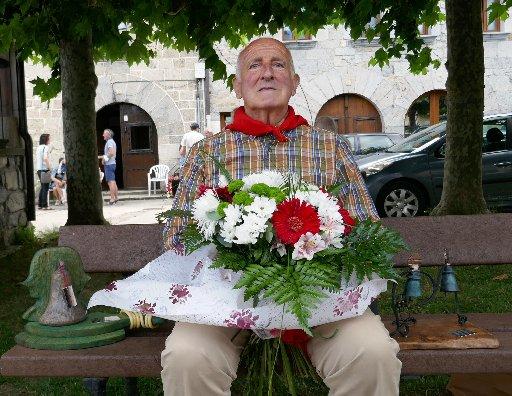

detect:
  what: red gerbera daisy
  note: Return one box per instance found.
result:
[339,208,356,235]
[272,198,320,245]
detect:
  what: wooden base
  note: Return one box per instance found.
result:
[388,317,500,350]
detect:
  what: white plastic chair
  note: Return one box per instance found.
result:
[147,165,170,196]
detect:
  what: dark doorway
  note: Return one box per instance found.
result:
[96,103,158,189]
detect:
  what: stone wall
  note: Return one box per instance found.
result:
[0,155,27,247]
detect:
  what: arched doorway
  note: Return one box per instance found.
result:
[315,94,382,134]
[404,90,447,135]
[96,103,158,189]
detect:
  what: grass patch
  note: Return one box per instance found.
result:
[1,233,511,395]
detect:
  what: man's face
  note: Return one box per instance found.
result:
[102,130,109,140]
[234,38,299,115]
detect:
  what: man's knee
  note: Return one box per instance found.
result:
[162,336,211,374]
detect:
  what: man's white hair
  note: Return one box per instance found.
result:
[235,38,296,78]
[104,129,114,138]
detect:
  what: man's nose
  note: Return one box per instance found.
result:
[261,63,274,80]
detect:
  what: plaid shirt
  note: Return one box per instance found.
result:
[164,126,379,251]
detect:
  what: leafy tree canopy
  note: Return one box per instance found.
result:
[0,0,444,102]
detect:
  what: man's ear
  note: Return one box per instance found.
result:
[291,74,300,96]
[233,76,242,99]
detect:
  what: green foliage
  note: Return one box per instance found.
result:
[233,191,254,205]
[181,223,208,255]
[339,220,407,282]
[13,225,38,246]
[488,0,512,23]
[0,0,453,102]
[155,208,192,224]
[228,179,244,193]
[250,183,287,203]
[217,201,229,217]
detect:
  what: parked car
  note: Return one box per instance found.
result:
[357,114,512,217]
[342,133,402,156]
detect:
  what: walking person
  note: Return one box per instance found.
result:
[35,133,52,210]
[178,122,204,167]
[98,128,119,204]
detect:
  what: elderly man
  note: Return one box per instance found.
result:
[160,37,401,395]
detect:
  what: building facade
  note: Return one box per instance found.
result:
[24,3,512,189]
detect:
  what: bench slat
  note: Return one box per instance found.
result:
[382,213,512,267]
[2,313,512,377]
[58,214,512,272]
[58,224,165,272]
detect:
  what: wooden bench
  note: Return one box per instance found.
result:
[2,214,512,395]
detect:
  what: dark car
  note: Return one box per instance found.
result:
[342,133,402,156]
[357,114,512,217]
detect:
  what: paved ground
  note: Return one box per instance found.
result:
[32,197,172,235]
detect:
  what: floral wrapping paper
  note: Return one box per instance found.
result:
[88,244,389,338]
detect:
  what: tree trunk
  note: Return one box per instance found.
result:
[60,31,106,224]
[430,0,487,216]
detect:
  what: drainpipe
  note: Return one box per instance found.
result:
[194,62,206,129]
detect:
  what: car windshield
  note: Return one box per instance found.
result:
[386,122,446,153]
[359,135,394,155]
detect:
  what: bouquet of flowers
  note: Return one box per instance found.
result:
[179,169,406,334]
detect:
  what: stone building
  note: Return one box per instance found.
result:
[24,2,512,190]
[1,47,34,248]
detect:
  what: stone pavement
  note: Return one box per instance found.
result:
[32,197,172,235]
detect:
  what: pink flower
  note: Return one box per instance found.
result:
[134,299,156,314]
[333,287,362,317]
[224,309,259,329]
[292,232,326,261]
[169,284,191,304]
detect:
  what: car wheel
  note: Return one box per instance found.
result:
[377,181,427,217]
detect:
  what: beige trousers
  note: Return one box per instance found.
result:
[161,310,402,395]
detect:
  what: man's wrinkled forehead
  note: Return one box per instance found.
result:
[239,38,293,68]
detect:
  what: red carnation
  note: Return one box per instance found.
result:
[339,208,356,235]
[196,184,211,198]
[215,186,233,203]
[272,198,320,245]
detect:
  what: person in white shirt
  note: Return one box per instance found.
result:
[179,123,204,166]
[98,129,118,204]
[35,133,52,210]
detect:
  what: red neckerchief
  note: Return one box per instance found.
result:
[226,106,309,142]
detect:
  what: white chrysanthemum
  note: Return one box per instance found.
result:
[192,190,220,240]
[292,232,327,261]
[244,196,277,220]
[242,170,285,190]
[219,204,243,243]
[232,221,260,245]
[218,174,229,188]
[242,212,268,237]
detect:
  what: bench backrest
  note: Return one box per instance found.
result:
[58,213,512,272]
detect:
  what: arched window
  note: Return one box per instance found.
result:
[404,90,447,135]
